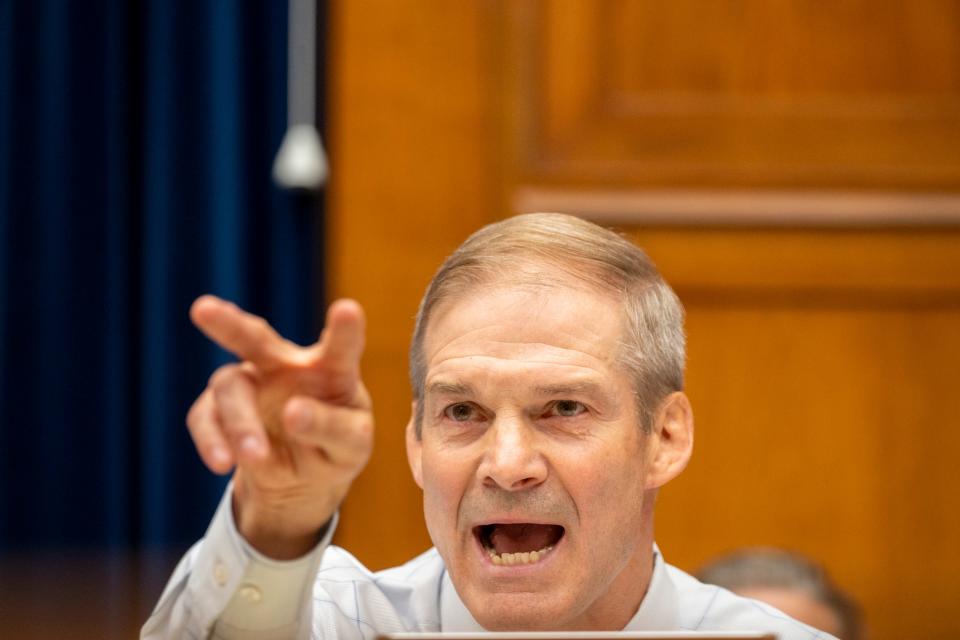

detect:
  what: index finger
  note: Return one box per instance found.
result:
[190,295,299,369]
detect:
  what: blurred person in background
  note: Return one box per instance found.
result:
[697,547,863,640]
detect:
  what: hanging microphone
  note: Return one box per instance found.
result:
[273,0,328,190]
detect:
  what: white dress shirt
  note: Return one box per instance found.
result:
[142,487,835,639]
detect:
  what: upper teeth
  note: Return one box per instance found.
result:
[488,546,553,566]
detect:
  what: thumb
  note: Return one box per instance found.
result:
[316,299,366,378]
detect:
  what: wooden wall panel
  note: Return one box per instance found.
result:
[326,2,502,569]
[328,2,960,638]
[508,0,960,191]
[629,228,960,639]
[671,305,960,640]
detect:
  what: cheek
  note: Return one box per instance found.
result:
[566,447,648,520]
[420,452,471,532]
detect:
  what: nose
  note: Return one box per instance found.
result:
[477,413,548,491]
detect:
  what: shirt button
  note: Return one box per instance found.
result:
[238,584,262,603]
[213,561,228,587]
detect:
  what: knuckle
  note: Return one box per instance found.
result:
[221,411,261,440]
[209,363,245,394]
[251,316,272,342]
[186,403,201,429]
[186,392,212,430]
[201,441,222,459]
[288,397,321,431]
[353,414,374,441]
[208,366,231,389]
[219,417,249,440]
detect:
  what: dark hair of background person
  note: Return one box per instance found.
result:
[697,548,863,640]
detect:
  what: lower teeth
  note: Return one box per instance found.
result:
[489,546,553,566]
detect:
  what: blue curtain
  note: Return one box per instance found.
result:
[0,1,322,549]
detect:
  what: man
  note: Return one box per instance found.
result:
[697,548,862,639]
[143,213,834,638]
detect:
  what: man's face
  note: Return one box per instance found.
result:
[407,279,661,630]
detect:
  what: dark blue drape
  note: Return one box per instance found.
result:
[0,1,322,549]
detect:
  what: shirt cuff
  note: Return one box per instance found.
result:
[185,482,338,637]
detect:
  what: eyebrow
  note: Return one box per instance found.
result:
[425,381,476,397]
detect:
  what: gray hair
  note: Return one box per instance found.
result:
[409,212,685,435]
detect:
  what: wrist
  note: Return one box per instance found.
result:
[231,484,335,560]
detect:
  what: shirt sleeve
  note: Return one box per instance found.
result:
[141,483,337,640]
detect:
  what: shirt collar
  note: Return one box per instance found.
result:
[439,544,678,631]
[623,544,679,630]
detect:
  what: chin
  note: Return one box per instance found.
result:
[470,593,572,631]
[476,611,557,631]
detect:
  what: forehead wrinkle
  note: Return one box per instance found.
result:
[479,337,615,356]
[429,340,617,371]
[424,300,624,365]
[428,355,608,383]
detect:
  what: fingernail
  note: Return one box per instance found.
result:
[240,436,266,459]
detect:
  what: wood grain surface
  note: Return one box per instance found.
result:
[327,3,960,638]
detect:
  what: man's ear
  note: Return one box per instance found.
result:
[406,402,424,489]
[645,391,694,490]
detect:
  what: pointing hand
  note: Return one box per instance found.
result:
[186,295,373,559]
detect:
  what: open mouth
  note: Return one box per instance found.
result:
[474,523,565,566]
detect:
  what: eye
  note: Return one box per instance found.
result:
[548,400,586,418]
[443,402,480,422]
